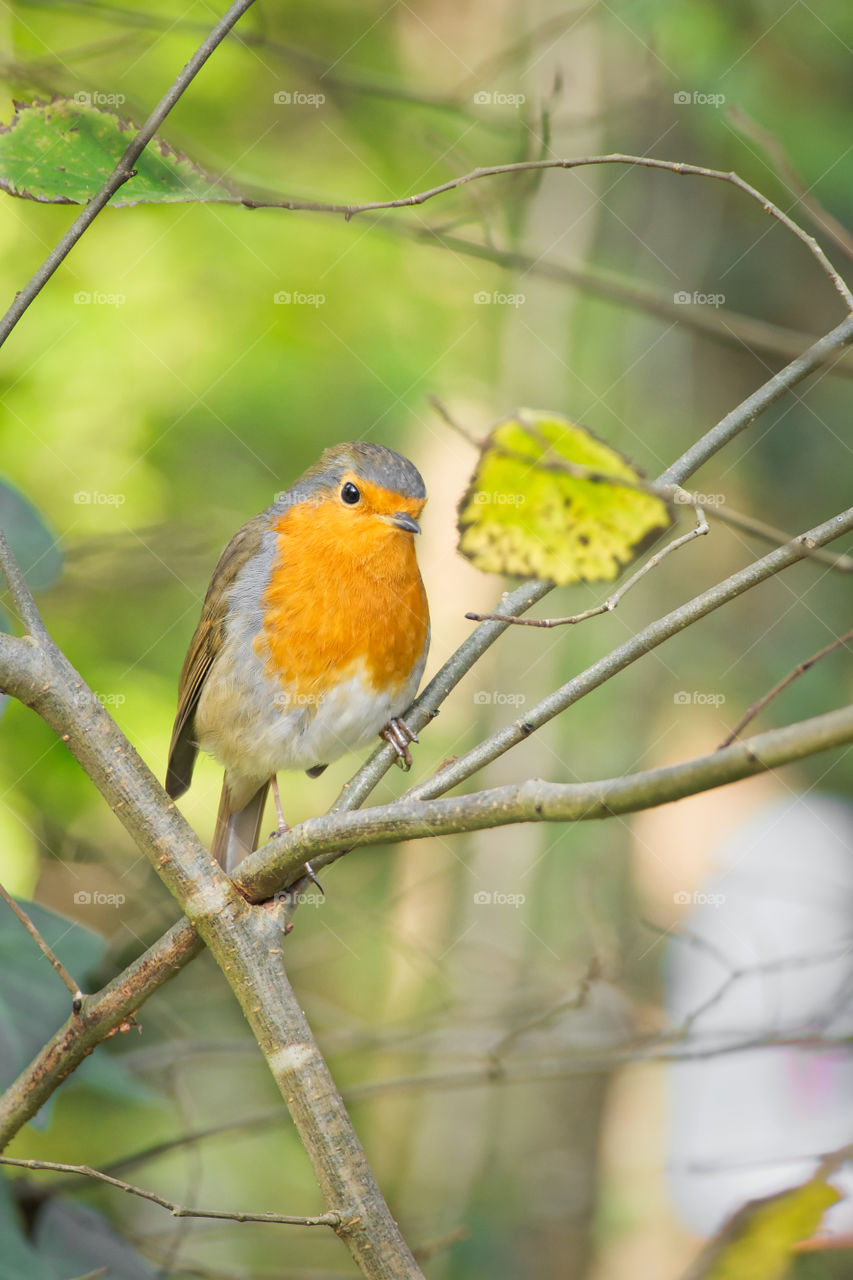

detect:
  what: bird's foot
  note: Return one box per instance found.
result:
[301,861,324,895]
[381,717,419,770]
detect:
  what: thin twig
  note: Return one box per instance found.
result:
[718,625,853,749]
[428,395,482,447]
[400,226,853,378]
[412,1225,470,1262]
[728,107,853,263]
[391,505,853,814]
[0,530,49,637]
[0,1156,341,1227]
[658,314,853,483]
[239,153,853,311]
[0,883,81,1000]
[468,505,710,628]
[0,0,258,349]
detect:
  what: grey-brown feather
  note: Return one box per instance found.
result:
[165,514,268,799]
[210,779,270,873]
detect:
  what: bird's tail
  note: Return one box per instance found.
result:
[211,779,270,875]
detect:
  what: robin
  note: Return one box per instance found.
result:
[165,442,429,873]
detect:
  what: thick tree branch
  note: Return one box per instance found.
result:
[239,700,853,897]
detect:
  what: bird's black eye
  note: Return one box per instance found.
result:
[341,482,361,505]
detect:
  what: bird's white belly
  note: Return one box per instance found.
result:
[195,643,423,800]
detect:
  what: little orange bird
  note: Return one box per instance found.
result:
[165,442,429,873]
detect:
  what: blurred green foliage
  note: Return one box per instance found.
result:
[0,1,851,1276]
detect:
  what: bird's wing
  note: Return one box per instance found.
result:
[165,514,269,798]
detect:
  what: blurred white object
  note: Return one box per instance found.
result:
[666,794,853,1235]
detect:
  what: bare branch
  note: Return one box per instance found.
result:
[402,228,853,378]
[241,699,853,898]
[239,154,853,311]
[719,625,853,748]
[0,1156,341,1227]
[658,314,853,484]
[389,507,853,810]
[469,504,710,628]
[728,107,853,262]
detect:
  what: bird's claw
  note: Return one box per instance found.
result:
[302,861,324,894]
[381,717,419,770]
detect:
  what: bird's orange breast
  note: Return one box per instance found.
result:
[256,498,429,700]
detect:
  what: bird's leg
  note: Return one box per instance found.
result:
[268,775,290,839]
[380,717,419,770]
[269,775,324,895]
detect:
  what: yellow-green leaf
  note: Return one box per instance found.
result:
[457,410,673,585]
[684,1176,840,1280]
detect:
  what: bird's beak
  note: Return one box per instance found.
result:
[388,512,421,534]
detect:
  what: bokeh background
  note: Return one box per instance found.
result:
[1,1,853,1276]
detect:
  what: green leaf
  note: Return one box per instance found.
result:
[684,1176,840,1280]
[0,479,62,593]
[0,1173,56,1280]
[35,1200,159,1280]
[0,1175,157,1280]
[457,410,673,585]
[0,900,104,1091]
[0,99,242,206]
